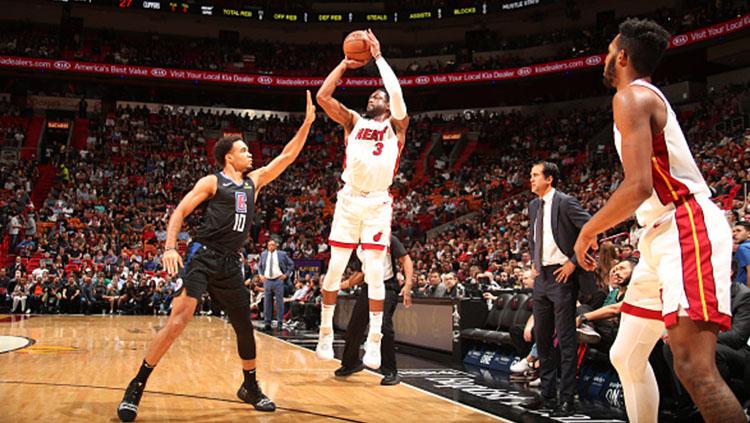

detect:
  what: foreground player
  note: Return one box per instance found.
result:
[116,91,316,421]
[573,19,745,422]
[314,29,409,369]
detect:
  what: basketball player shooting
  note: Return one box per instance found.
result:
[573,19,745,422]
[116,91,316,422]
[314,29,409,370]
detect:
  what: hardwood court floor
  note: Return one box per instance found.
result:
[0,315,502,422]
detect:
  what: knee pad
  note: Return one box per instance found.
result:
[322,246,352,292]
[364,249,386,301]
[609,341,627,372]
[226,306,256,360]
[368,280,385,301]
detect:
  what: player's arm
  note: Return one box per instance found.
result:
[340,271,365,289]
[162,175,217,276]
[316,60,363,132]
[250,91,315,191]
[574,87,655,269]
[367,30,408,132]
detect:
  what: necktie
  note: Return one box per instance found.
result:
[268,252,274,279]
[533,199,544,272]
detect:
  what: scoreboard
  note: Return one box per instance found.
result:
[60,0,549,23]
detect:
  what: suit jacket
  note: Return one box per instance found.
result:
[528,190,597,299]
[718,283,750,349]
[257,250,294,280]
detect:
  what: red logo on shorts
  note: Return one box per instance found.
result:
[373,232,382,242]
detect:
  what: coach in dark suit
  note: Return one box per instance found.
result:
[525,162,593,417]
[258,239,295,331]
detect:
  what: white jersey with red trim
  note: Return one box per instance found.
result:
[342,117,401,192]
[613,79,711,226]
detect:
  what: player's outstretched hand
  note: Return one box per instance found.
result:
[304,90,316,125]
[366,29,381,59]
[163,249,183,277]
[342,58,367,69]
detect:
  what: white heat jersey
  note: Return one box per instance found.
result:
[613,79,711,226]
[342,117,402,192]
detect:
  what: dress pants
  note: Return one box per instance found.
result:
[263,278,285,326]
[341,282,399,374]
[533,264,579,402]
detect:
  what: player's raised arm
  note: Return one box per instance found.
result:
[250,90,315,191]
[366,29,407,122]
[163,175,217,275]
[316,58,364,132]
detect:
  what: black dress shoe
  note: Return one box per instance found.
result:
[523,395,557,410]
[262,324,272,332]
[334,363,365,377]
[380,373,401,385]
[549,400,576,417]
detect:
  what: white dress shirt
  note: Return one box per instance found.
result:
[265,250,283,279]
[541,188,570,266]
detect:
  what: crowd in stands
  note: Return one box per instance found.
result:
[0,2,746,77]
[0,81,748,329]
[0,98,25,149]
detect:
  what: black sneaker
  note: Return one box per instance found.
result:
[237,382,276,412]
[334,363,365,377]
[380,373,401,386]
[117,379,145,422]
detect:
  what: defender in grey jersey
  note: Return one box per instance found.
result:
[117,91,316,422]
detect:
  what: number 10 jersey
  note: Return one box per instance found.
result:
[194,172,255,254]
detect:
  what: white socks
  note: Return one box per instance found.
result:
[368,311,383,336]
[321,304,335,329]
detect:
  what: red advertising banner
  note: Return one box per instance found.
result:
[0,13,747,88]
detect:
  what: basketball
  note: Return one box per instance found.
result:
[343,30,371,62]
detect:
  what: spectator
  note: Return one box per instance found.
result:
[11,276,29,313]
[575,258,636,350]
[80,276,95,315]
[732,221,750,285]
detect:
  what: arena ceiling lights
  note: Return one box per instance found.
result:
[55,0,550,23]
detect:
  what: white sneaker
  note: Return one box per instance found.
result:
[577,323,602,344]
[363,333,383,369]
[529,378,541,387]
[510,358,530,374]
[315,326,334,360]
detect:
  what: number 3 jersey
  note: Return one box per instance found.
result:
[194,172,255,254]
[342,117,402,192]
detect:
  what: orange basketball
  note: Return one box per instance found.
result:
[343,30,371,62]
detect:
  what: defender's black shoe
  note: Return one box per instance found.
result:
[237,382,276,412]
[117,379,145,422]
